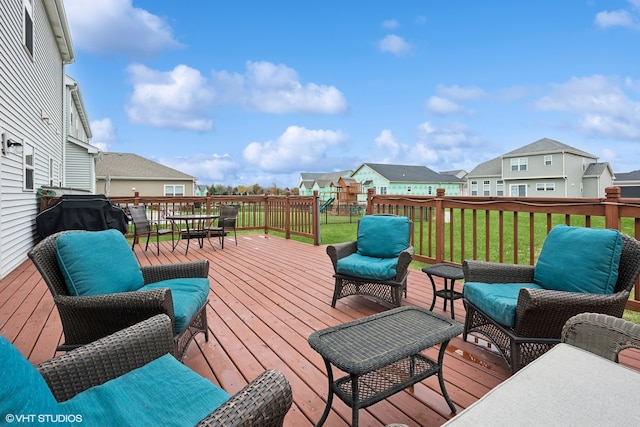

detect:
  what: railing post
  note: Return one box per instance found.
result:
[285,191,291,239]
[366,188,375,215]
[435,188,446,263]
[605,186,621,231]
[264,193,269,235]
[313,190,320,245]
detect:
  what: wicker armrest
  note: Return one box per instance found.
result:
[326,241,358,271]
[38,314,174,402]
[197,369,293,427]
[395,246,415,280]
[514,288,630,338]
[561,312,640,362]
[463,260,535,283]
[141,259,209,283]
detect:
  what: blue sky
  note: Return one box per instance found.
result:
[63,0,640,188]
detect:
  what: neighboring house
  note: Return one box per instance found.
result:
[298,170,353,201]
[96,153,197,197]
[351,163,464,203]
[467,138,614,198]
[613,171,640,197]
[0,0,81,279]
[194,184,209,196]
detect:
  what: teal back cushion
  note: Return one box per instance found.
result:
[357,215,410,258]
[0,336,68,423]
[534,225,622,294]
[62,354,230,426]
[144,278,210,333]
[56,229,144,296]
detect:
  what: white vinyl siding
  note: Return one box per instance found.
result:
[65,142,93,190]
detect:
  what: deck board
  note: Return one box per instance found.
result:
[2,233,518,426]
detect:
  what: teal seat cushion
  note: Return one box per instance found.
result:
[357,215,410,258]
[144,278,210,333]
[464,282,543,328]
[0,336,70,425]
[62,354,230,426]
[534,225,622,294]
[56,229,144,296]
[336,253,399,281]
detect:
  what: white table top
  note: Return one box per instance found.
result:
[444,343,640,426]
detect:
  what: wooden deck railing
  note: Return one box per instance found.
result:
[365,186,640,312]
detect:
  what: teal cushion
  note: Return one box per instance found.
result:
[336,253,399,281]
[144,278,210,333]
[534,225,622,294]
[357,215,410,258]
[0,336,71,425]
[464,282,543,328]
[56,229,144,296]
[62,354,230,426]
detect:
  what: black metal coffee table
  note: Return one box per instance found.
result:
[308,306,463,427]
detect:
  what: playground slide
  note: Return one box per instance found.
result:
[320,197,335,212]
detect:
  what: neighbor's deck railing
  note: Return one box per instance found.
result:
[364,187,640,312]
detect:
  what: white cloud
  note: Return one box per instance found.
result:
[382,19,399,29]
[64,0,182,56]
[89,118,116,151]
[212,61,348,114]
[243,126,347,173]
[377,35,412,56]
[595,0,640,29]
[159,153,240,182]
[535,75,640,139]
[125,64,214,131]
[374,129,403,159]
[436,84,487,101]
[425,96,465,115]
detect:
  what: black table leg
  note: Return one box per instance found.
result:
[428,273,437,311]
[437,339,457,413]
[315,359,334,427]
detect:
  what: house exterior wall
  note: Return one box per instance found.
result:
[97,179,195,197]
[0,0,68,278]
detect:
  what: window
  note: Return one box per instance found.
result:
[164,185,185,196]
[510,184,526,197]
[407,185,412,192]
[379,186,387,195]
[497,180,504,196]
[470,180,478,196]
[483,180,490,196]
[544,155,552,166]
[24,143,34,191]
[23,0,33,57]
[427,186,433,195]
[536,183,555,191]
[510,158,528,171]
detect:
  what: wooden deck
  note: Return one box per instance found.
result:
[1,234,513,426]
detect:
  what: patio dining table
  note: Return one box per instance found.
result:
[165,213,219,255]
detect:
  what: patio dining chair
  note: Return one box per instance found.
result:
[206,204,239,249]
[128,204,175,255]
[1,314,293,426]
[326,214,414,308]
[28,229,209,360]
[463,225,640,373]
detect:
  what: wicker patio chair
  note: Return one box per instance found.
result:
[463,228,640,373]
[128,204,175,255]
[561,312,640,362]
[4,314,292,426]
[28,230,209,360]
[326,214,414,308]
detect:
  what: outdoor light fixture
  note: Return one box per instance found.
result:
[1,132,23,156]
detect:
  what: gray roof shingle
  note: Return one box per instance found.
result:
[362,163,463,183]
[503,138,596,158]
[96,153,195,180]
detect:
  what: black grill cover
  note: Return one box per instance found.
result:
[36,194,128,238]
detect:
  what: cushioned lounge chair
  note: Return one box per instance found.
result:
[326,214,414,308]
[463,225,640,372]
[1,314,292,426]
[28,229,209,359]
